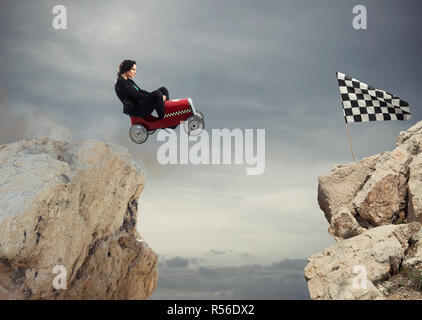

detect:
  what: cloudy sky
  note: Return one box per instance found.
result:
[1,0,421,298]
[150,255,309,299]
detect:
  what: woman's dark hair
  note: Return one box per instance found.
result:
[117,59,136,77]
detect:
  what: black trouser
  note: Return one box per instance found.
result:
[135,87,170,119]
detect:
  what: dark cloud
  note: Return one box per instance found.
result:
[1,0,421,265]
[205,249,232,256]
[268,258,308,270]
[151,257,309,299]
[164,256,190,268]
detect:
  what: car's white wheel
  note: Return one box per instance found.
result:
[196,110,205,128]
[184,115,204,136]
[129,124,148,144]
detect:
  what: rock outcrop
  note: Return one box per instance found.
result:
[0,138,158,299]
[306,121,422,300]
[305,222,420,300]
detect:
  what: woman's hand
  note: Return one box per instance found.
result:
[163,95,167,101]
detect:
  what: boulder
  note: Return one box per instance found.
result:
[352,144,411,226]
[0,138,158,299]
[305,222,421,300]
[327,205,365,240]
[318,121,422,239]
[407,153,422,224]
[402,229,422,269]
[308,120,422,300]
[317,162,372,223]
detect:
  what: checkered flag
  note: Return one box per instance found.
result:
[336,72,411,123]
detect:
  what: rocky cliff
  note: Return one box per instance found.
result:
[305,121,422,300]
[0,138,158,299]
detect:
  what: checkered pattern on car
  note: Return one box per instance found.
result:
[164,109,191,118]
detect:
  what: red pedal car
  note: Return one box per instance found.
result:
[129,98,204,144]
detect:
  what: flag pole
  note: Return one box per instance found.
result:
[345,122,355,162]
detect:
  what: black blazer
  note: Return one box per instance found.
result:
[114,75,150,116]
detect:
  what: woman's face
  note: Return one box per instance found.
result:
[126,64,137,78]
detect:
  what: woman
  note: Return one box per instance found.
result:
[114,59,169,119]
